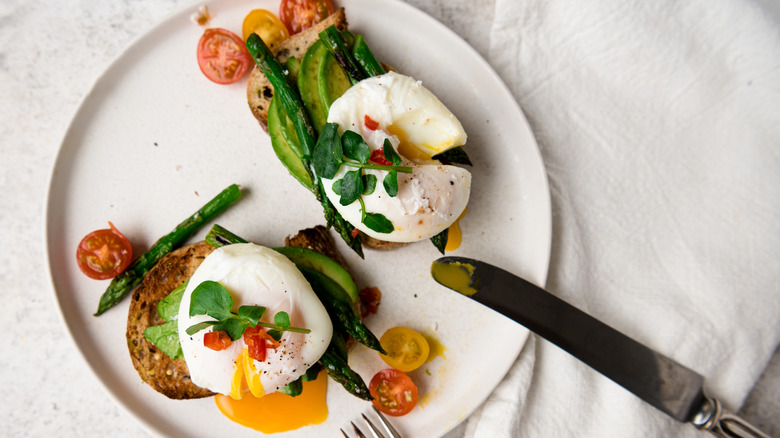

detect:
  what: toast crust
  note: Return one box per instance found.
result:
[126,241,215,400]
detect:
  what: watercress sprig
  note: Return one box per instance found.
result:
[185,281,310,342]
[312,123,412,234]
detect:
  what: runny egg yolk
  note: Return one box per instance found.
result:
[444,208,468,252]
[216,370,329,433]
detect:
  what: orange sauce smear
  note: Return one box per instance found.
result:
[215,371,328,433]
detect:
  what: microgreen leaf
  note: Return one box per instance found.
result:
[186,321,216,336]
[383,138,402,165]
[340,170,363,206]
[432,146,472,166]
[274,311,291,329]
[363,212,394,234]
[383,170,399,197]
[430,227,449,254]
[332,178,342,195]
[267,329,283,342]
[238,305,267,327]
[189,281,233,320]
[143,321,183,360]
[342,130,370,163]
[312,122,343,179]
[363,174,377,195]
[158,281,187,322]
[213,317,248,341]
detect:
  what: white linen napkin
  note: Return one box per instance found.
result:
[462,0,780,436]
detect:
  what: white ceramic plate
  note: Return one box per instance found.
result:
[45,0,551,436]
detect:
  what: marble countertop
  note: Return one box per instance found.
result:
[1,0,778,436]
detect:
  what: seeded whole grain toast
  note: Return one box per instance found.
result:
[127,227,356,399]
[126,241,215,399]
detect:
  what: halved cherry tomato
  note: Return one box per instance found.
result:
[379,326,430,372]
[76,222,133,280]
[204,330,232,351]
[243,326,281,362]
[369,368,418,417]
[196,28,252,84]
[369,148,392,166]
[242,9,289,51]
[279,0,334,35]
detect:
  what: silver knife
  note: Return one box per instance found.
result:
[431,256,770,438]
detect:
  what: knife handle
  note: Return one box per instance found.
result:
[692,395,771,438]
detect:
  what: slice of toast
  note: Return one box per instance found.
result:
[126,227,357,399]
[126,241,215,400]
[246,8,348,131]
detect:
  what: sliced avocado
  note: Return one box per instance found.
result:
[298,40,329,133]
[318,49,352,111]
[274,246,359,303]
[268,96,313,190]
[284,56,301,84]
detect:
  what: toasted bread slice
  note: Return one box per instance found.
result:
[247,8,348,131]
[126,241,215,400]
[127,227,359,398]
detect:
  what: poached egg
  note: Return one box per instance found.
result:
[177,243,333,399]
[324,71,471,243]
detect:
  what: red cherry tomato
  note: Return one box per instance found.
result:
[196,28,252,84]
[204,331,233,351]
[359,286,382,317]
[76,222,133,280]
[369,368,418,416]
[364,115,380,131]
[370,148,392,166]
[279,0,334,35]
[243,326,281,362]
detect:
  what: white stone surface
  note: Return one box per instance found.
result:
[1,0,777,437]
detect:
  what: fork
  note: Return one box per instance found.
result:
[340,406,402,438]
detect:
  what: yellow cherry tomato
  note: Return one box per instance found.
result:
[379,327,430,372]
[242,9,289,51]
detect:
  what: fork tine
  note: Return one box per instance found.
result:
[360,413,386,438]
[371,406,402,438]
[351,421,368,438]
[340,428,350,438]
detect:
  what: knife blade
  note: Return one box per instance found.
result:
[431,256,769,438]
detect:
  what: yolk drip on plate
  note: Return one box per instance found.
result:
[216,369,328,433]
[444,208,467,252]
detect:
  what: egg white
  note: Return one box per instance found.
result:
[177,243,333,397]
[324,71,471,242]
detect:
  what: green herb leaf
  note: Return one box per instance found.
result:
[186,321,216,336]
[383,170,399,197]
[432,146,472,166]
[340,170,364,206]
[267,329,283,342]
[312,122,343,179]
[362,174,377,195]
[143,320,183,360]
[157,281,187,322]
[363,212,394,234]
[383,138,402,165]
[238,305,267,327]
[332,178,342,195]
[430,227,449,254]
[189,281,233,320]
[274,311,291,329]
[342,130,370,163]
[213,317,248,341]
